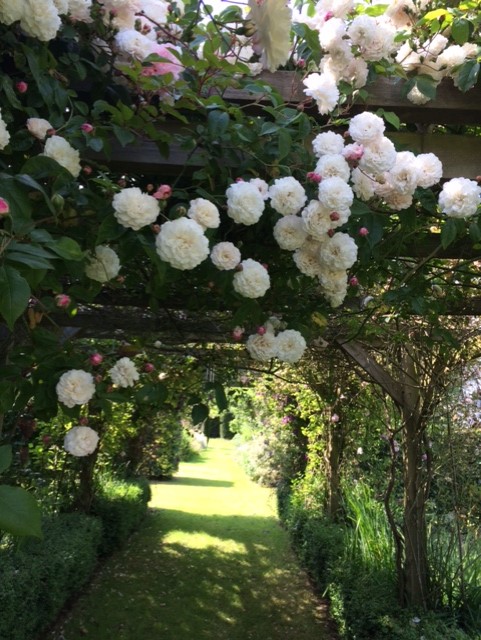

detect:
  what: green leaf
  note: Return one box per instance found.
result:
[455,60,480,93]
[451,18,471,45]
[207,110,229,137]
[112,124,136,147]
[135,382,167,406]
[192,403,209,425]
[0,445,12,474]
[0,485,42,538]
[469,221,481,243]
[277,128,292,160]
[96,215,126,244]
[87,137,104,153]
[415,75,438,100]
[0,266,31,330]
[350,199,373,216]
[441,218,458,249]
[47,237,84,261]
[214,383,228,412]
[20,156,74,184]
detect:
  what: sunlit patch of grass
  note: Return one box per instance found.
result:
[46,440,334,640]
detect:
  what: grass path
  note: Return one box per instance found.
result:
[50,440,337,640]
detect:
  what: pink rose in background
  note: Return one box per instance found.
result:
[142,44,183,80]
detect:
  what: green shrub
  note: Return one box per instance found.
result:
[0,513,102,640]
[179,429,202,462]
[92,475,151,555]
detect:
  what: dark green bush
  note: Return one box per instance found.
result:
[91,475,151,555]
[0,513,102,640]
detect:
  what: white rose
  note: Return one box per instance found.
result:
[114,28,153,60]
[358,136,397,176]
[109,357,140,388]
[64,426,99,457]
[351,167,376,201]
[414,153,443,189]
[276,329,306,363]
[348,112,385,145]
[246,332,278,361]
[156,217,209,270]
[250,177,269,200]
[246,0,292,72]
[27,117,53,140]
[210,242,241,270]
[268,176,307,216]
[85,245,121,283]
[318,176,354,211]
[315,154,350,182]
[319,232,358,270]
[273,215,308,250]
[112,187,159,231]
[67,0,93,22]
[303,72,340,115]
[56,369,95,408]
[0,110,10,150]
[44,136,81,177]
[233,259,270,298]
[187,198,220,229]
[301,200,331,240]
[226,181,265,225]
[312,131,345,158]
[438,178,481,219]
[319,268,349,308]
[20,0,61,41]
[293,238,324,277]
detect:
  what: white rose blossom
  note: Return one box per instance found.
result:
[414,153,443,188]
[233,259,270,298]
[67,0,93,22]
[187,198,220,229]
[56,369,96,408]
[318,176,354,212]
[301,200,332,240]
[247,0,292,72]
[20,0,61,41]
[293,237,324,277]
[156,217,209,270]
[0,109,10,150]
[250,177,270,199]
[303,73,340,115]
[44,136,81,177]
[0,0,25,24]
[315,154,351,182]
[273,215,308,250]
[358,136,397,176]
[64,426,99,457]
[348,112,385,145]
[246,331,278,361]
[109,357,140,388]
[319,232,358,271]
[319,268,349,308]
[276,329,306,363]
[438,178,481,219]
[27,117,53,140]
[351,167,376,201]
[85,245,121,283]
[312,131,345,158]
[112,187,159,231]
[210,242,241,270]
[268,176,307,216]
[226,181,265,225]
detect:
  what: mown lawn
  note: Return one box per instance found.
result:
[47,440,335,640]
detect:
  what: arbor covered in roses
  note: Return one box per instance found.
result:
[1,0,481,613]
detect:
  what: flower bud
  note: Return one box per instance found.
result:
[83,165,93,176]
[0,197,10,215]
[331,413,340,423]
[55,293,71,308]
[81,123,94,134]
[153,184,172,200]
[307,171,322,184]
[256,326,267,335]
[143,363,155,373]
[89,353,103,366]
[79,416,89,425]
[349,276,359,286]
[358,227,369,237]
[232,326,244,341]
[330,211,340,222]
[16,81,28,94]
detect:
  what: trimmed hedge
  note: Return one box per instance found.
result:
[91,475,151,555]
[0,513,102,640]
[0,475,151,640]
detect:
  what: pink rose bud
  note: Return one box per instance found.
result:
[0,197,10,215]
[331,413,340,423]
[349,276,359,286]
[116,275,125,283]
[81,123,94,133]
[296,58,306,69]
[89,353,103,366]
[94,374,102,383]
[143,363,155,373]
[257,326,267,335]
[16,81,28,93]
[55,294,71,308]
[327,229,335,237]
[153,184,172,200]
[83,165,93,175]
[358,227,369,237]
[151,224,161,234]
[46,128,56,137]
[343,143,364,162]
[232,326,245,341]
[307,172,322,184]
[79,416,89,425]
[146,183,154,192]
[261,263,268,270]
[118,179,127,188]
[324,10,334,20]
[330,212,340,222]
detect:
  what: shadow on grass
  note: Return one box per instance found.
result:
[94,509,335,640]
[153,477,234,488]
